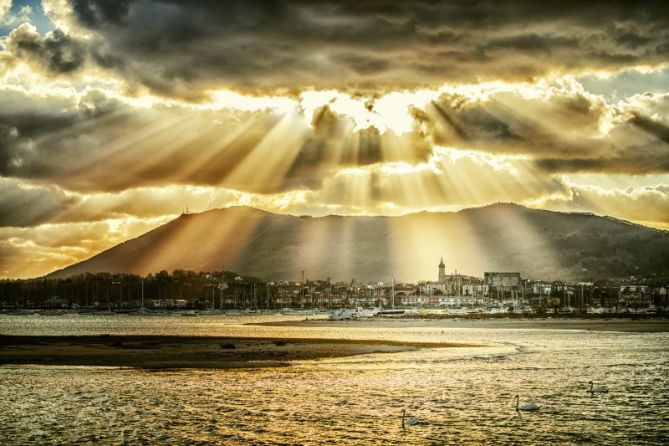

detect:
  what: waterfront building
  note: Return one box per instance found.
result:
[417,259,489,300]
[438,257,446,282]
[484,272,521,289]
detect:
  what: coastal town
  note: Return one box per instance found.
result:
[1,258,667,316]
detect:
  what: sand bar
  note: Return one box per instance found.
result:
[0,335,473,369]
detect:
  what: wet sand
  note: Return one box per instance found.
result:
[0,335,471,369]
[260,317,669,332]
[2,318,663,369]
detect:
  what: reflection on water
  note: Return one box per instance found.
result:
[0,315,668,445]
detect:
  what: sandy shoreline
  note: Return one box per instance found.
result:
[258,317,669,332]
[0,335,472,369]
[1,318,665,369]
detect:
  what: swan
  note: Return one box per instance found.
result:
[401,409,423,429]
[588,381,609,394]
[515,395,540,411]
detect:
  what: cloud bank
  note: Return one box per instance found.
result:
[0,0,667,277]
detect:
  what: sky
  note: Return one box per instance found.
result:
[0,0,668,278]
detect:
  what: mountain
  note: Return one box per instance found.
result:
[46,204,669,282]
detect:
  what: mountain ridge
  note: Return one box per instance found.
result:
[46,204,669,282]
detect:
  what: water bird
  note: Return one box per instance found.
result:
[401,409,423,429]
[514,395,540,412]
[588,381,609,394]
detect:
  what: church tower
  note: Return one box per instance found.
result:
[438,257,446,283]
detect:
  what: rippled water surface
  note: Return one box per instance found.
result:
[1,314,668,445]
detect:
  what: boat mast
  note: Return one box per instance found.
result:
[391,276,395,309]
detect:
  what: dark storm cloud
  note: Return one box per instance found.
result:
[27,0,666,97]
[533,156,669,174]
[0,88,123,180]
[423,89,669,174]
[428,92,604,152]
[2,84,667,196]
[4,23,86,74]
[484,33,582,54]
[0,87,287,192]
[0,89,221,191]
[529,107,669,174]
[0,83,439,194]
[0,178,77,227]
[630,113,669,145]
[71,0,132,27]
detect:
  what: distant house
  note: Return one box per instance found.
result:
[47,295,68,308]
[484,272,521,289]
[657,286,668,307]
[151,299,188,308]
